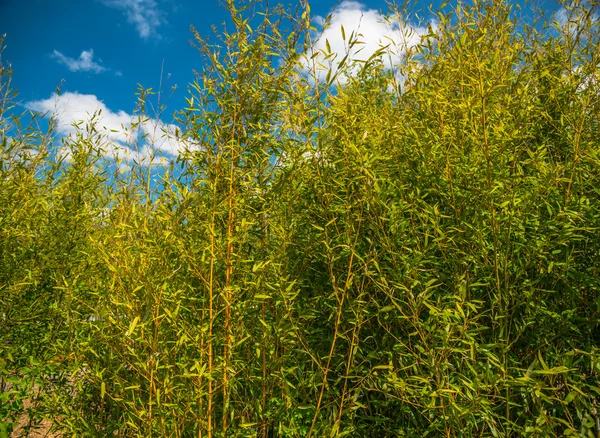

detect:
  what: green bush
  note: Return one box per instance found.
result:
[1,0,599,435]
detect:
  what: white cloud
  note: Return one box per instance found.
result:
[24,92,188,166]
[141,120,186,156]
[52,49,106,73]
[572,64,600,94]
[554,1,599,34]
[302,1,433,83]
[26,92,131,141]
[555,6,570,27]
[101,0,165,40]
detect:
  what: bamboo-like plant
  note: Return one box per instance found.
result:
[1,0,599,435]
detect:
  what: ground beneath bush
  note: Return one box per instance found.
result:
[11,398,59,438]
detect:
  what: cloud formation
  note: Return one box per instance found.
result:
[51,49,106,73]
[302,1,433,83]
[554,1,599,34]
[101,0,165,40]
[24,92,188,166]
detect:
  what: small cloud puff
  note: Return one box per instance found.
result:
[52,49,106,73]
[100,0,165,40]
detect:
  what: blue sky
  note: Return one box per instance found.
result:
[1,0,405,113]
[0,0,563,166]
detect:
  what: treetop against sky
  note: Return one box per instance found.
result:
[0,0,571,168]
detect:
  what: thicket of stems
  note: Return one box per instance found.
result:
[1,0,599,436]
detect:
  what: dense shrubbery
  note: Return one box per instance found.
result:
[1,0,600,436]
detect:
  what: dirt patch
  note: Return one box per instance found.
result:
[9,396,61,438]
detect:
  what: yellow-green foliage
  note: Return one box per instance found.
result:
[1,0,600,436]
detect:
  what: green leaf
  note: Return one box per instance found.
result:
[126,316,140,337]
[564,391,576,404]
[254,294,272,299]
